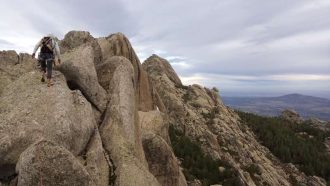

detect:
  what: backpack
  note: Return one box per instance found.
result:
[40,37,54,54]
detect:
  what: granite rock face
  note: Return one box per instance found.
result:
[143,54,182,86]
[143,132,187,186]
[97,33,155,111]
[96,56,128,92]
[0,51,36,94]
[16,140,95,186]
[0,71,95,180]
[281,109,303,124]
[99,57,160,186]
[58,44,108,113]
[0,30,327,186]
[59,31,102,66]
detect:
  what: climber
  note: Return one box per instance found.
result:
[32,34,61,87]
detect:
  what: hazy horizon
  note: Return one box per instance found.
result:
[220,92,330,99]
[1,0,329,98]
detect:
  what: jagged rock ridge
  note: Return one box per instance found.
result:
[0,31,326,186]
[143,54,326,185]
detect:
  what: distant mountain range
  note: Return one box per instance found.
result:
[222,94,330,121]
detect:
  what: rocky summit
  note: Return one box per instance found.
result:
[0,31,327,186]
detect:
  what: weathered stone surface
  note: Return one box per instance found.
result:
[0,50,19,66]
[97,33,140,67]
[96,56,127,92]
[16,140,95,186]
[83,129,110,186]
[153,88,167,112]
[142,56,186,119]
[58,44,107,112]
[139,110,169,143]
[281,109,303,123]
[0,71,95,179]
[143,54,182,86]
[99,58,160,186]
[305,118,330,131]
[97,33,155,111]
[187,179,202,186]
[143,132,187,186]
[186,84,222,109]
[307,176,327,186]
[139,110,187,186]
[0,51,36,94]
[139,69,155,111]
[59,31,102,66]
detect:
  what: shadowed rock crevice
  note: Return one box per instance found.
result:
[102,148,117,186]
[0,164,16,182]
[66,80,80,90]
[66,79,103,113]
[78,128,97,159]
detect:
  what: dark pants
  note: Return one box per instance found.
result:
[38,53,54,79]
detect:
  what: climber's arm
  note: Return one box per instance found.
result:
[32,40,42,58]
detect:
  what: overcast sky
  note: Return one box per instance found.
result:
[1,0,329,98]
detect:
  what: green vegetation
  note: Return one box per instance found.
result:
[237,111,330,183]
[169,125,241,186]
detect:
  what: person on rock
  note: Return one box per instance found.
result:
[32,34,61,87]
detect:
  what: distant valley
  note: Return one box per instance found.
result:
[222,94,330,121]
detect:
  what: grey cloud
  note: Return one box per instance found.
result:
[7,0,138,39]
[52,0,139,37]
[168,58,186,63]
[129,0,329,97]
[0,39,14,46]
[1,0,329,97]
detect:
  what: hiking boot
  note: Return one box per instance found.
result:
[47,79,54,87]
